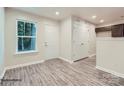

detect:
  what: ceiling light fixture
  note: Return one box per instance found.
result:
[92,15,97,19]
[100,19,104,23]
[55,11,60,16]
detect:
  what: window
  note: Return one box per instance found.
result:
[16,20,37,53]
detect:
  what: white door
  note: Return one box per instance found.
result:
[44,24,59,60]
[72,21,89,61]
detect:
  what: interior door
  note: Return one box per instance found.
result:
[44,24,59,60]
[72,21,89,61]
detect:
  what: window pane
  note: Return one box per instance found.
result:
[18,37,23,51]
[31,38,36,50]
[17,20,36,52]
[25,22,32,36]
[23,38,36,51]
[31,23,36,36]
[18,21,24,36]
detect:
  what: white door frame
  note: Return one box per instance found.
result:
[44,23,59,60]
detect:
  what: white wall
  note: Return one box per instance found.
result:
[60,17,72,61]
[5,8,96,68]
[5,8,59,67]
[87,23,96,56]
[0,7,5,79]
[96,31,111,37]
[60,16,96,61]
[97,20,124,28]
[96,37,124,78]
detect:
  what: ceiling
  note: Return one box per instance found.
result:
[12,7,124,25]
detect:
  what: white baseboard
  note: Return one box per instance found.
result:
[0,57,72,80]
[5,60,45,70]
[59,57,73,64]
[0,69,6,79]
[96,66,124,78]
[0,60,45,83]
[89,54,96,57]
[0,57,72,79]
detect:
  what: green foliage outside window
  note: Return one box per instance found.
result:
[18,21,24,36]
[17,20,36,52]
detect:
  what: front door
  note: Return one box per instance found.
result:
[72,21,89,61]
[44,24,59,60]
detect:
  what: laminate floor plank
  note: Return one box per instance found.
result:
[1,56,124,86]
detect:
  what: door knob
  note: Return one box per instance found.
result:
[81,43,84,45]
[44,42,48,46]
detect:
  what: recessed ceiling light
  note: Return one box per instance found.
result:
[92,15,97,19]
[55,11,60,15]
[100,19,104,23]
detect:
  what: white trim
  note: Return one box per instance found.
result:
[89,54,96,57]
[0,69,6,79]
[5,60,45,70]
[97,37,124,41]
[15,50,39,55]
[96,66,124,78]
[0,8,5,83]
[96,20,124,28]
[16,19,38,54]
[59,57,73,64]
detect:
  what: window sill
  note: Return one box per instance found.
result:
[15,50,38,55]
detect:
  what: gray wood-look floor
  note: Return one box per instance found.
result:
[1,56,124,86]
